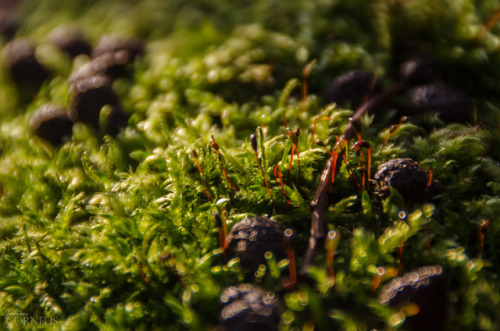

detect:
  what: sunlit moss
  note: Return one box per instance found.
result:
[0,0,500,330]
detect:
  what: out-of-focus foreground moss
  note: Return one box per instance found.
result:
[1,0,500,330]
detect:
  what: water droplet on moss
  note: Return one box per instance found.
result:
[388,312,406,327]
[125,303,134,312]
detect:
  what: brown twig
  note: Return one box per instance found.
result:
[479,6,500,41]
[300,81,407,277]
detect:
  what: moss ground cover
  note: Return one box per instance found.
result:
[1,0,500,329]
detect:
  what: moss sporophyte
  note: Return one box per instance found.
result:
[1,0,500,330]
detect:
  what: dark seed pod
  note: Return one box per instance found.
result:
[71,35,144,81]
[220,283,281,331]
[91,35,144,78]
[226,216,286,273]
[379,265,447,331]
[92,52,134,79]
[29,104,76,146]
[68,57,116,85]
[326,70,382,109]
[68,61,97,85]
[2,38,50,84]
[409,83,472,123]
[69,74,118,129]
[250,134,258,152]
[373,158,437,203]
[399,56,435,86]
[68,53,128,83]
[0,9,18,41]
[93,34,145,59]
[46,26,91,58]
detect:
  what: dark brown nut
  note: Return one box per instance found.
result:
[2,38,50,84]
[220,283,280,331]
[29,104,76,146]
[69,53,130,83]
[399,56,435,86]
[92,51,134,79]
[46,26,91,58]
[68,61,97,85]
[326,70,382,109]
[93,34,144,67]
[68,57,115,85]
[93,35,144,58]
[71,35,145,80]
[69,75,118,129]
[379,265,447,331]
[373,158,435,203]
[226,216,286,273]
[409,83,472,123]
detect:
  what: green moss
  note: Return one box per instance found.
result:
[1,0,500,329]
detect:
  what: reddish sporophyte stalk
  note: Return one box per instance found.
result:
[424,167,435,260]
[352,140,371,191]
[315,139,339,186]
[191,149,212,201]
[325,229,340,289]
[214,212,227,260]
[311,114,331,147]
[251,133,275,209]
[397,211,408,272]
[137,261,150,286]
[316,138,355,188]
[479,7,500,40]
[478,219,490,257]
[398,241,405,272]
[283,112,301,185]
[210,135,237,192]
[273,164,290,204]
[428,167,433,187]
[335,136,361,190]
[283,228,297,288]
[384,116,410,144]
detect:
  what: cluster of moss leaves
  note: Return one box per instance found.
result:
[1,0,500,329]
